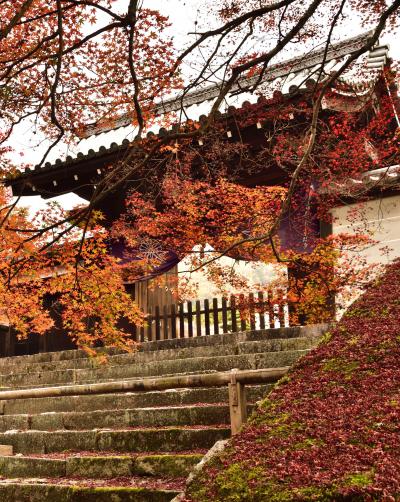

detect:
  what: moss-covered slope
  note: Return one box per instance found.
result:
[185,261,400,501]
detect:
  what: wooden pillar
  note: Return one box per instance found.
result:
[4,328,15,357]
[228,369,247,435]
[38,333,48,353]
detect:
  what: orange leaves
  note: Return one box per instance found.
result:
[0,1,182,149]
[284,233,377,324]
[0,185,142,354]
[114,177,287,265]
[111,177,287,298]
[161,142,180,154]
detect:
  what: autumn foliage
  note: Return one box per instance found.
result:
[0,185,142,354]
[0,0,399,348]
[109,84,397,320]
[112,179,285,262]
[0,1,180,145]
[184,259,400,501]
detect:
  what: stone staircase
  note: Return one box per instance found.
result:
[0,325,325,501]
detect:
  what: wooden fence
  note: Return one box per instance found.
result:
[133,292,289,342]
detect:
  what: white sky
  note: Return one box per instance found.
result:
[10,0,400,215]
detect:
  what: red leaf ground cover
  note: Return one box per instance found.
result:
[185,260,400,501]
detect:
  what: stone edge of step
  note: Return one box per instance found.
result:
[0,347,314,389]
[0,324,330,368]
[0,332,320,376]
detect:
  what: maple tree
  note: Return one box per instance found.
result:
[0,184,142,353]
[0,0,400,345]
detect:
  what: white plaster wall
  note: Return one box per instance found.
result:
[178,244,287,301]
[332,194,400,316]
[332,194,400,265]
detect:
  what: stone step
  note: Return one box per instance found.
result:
[0,427,230,454]
[2,384,271,415]
[0,324,328,501]
[0,481,180,501]
[237,335,319,354]
[0,453,203,479]
[0,325,327,371]
[0,404,237,432]
[0,334,318,376]
[0,349,310,388]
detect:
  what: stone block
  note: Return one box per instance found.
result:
[0,414,30,432]
[0,456,66,478]
[44,430,97,453]
[66,456,133,478]
[30,412,65,431]
[133,454,203,477]
[0,431,46,454]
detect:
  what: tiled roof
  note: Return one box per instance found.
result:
[7,30,389,182]
[81,30,382,139]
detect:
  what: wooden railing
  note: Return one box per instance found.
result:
[0,367,289,435]
[134,291,289,342]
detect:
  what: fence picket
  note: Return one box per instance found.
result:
[155,306,161,341]
[239,294,247,332]
[204,299,211,336]
[170,304,177,339]
[249,293,256,331]
[187,301,194,338]
[132,325,138,343]
[178,304,185,339]
[267,290,275,329]
[258,292,266,330]
[213,298,219,335]
[222,297,228,333]
[230,295,237,333]
[147,307,153,342]
[277,290,286,327]
[163,305,169,340]
[196,300,202,337]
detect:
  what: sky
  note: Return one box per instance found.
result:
[10,0,400,215]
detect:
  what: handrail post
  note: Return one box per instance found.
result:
[228,369,247,435]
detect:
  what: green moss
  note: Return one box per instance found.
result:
[134,454,202,477]
[250,400,276,425]
[322,358,359,377]
[320,331,333,344]
[214,463,263,501]
[250,404,304,439]
[211,464,297,502]
[367,353,381,363]
[189,465,353,502]
[255,397,279,413]
[292,438,325,450]
[186,479,210,502]
[266,420,303,439]
[341,470,375,488]
[293,485,336,501]
[348,304,392,321]
[273,374,291,389]
[347,336,360,346]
